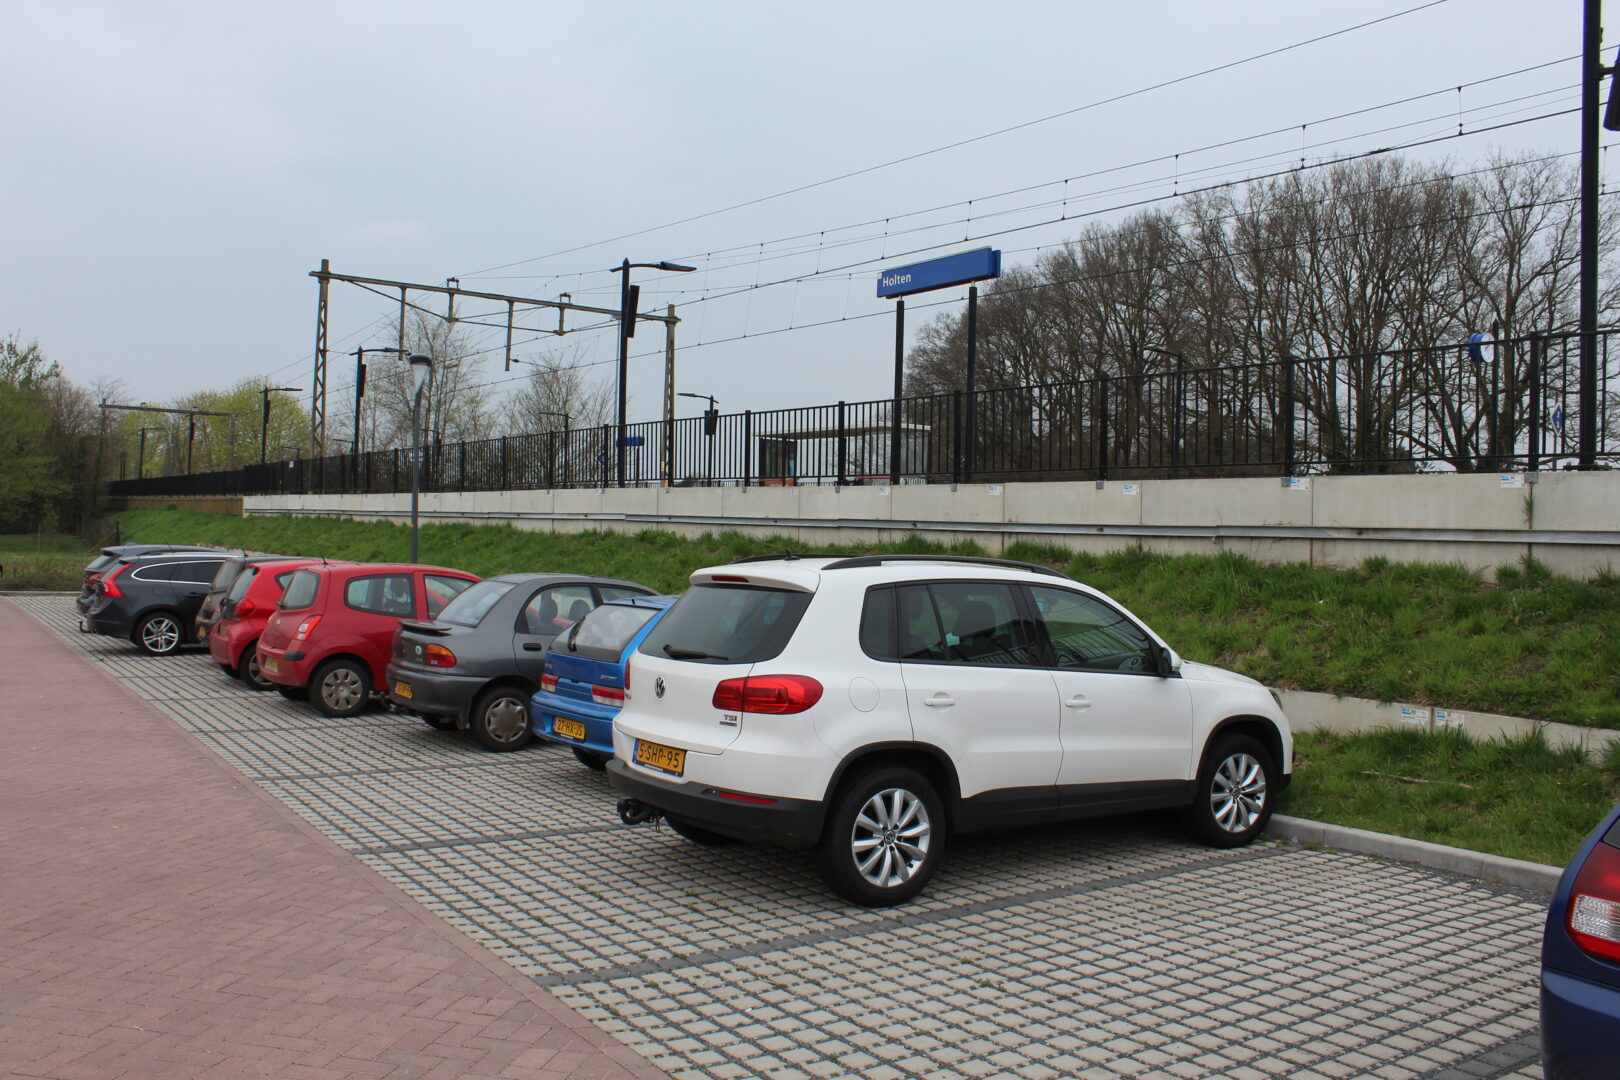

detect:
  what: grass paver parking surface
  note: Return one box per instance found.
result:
[12,593,1550,1080]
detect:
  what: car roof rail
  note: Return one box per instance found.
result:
[818,554,1068,578]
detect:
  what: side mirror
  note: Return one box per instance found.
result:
[1156,646,1181,677]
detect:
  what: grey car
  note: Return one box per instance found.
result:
[386,573,655,751]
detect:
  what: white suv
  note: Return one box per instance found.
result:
[609,554,1292,907]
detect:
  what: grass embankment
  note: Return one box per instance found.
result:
[115,507,1620,863]
[0,533,98,590]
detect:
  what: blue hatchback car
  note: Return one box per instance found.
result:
[531,595,676,770]
[1541,800,1620,1079]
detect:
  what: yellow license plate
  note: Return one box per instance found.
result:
[635,739,686,776]
[553,717,586,741]
[394,680,414,700]
[262,656,279,674]
[197,626,209,642]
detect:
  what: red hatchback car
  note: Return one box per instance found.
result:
[207,558,328,690]
[258,563,479,717]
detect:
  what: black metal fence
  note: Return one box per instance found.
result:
[109,329,1618,500]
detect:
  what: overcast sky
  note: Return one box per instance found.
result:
[1,0,1597,431]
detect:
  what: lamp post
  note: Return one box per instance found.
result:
[137,426,160,479]
[1144,346,1186,477]
[678,391,719,485]
[260,386,303,465]
[611,259,696,487]
[408,353,433,563]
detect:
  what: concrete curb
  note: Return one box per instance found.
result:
[1266,813,1564,894]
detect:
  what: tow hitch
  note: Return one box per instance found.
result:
[617,799,663,826]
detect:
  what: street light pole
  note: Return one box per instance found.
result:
[260,386,303,465]
[408,354,433,563]
[678,391,719,485]
[612,259,696,487]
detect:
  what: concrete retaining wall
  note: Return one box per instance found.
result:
[245,470,1620,578]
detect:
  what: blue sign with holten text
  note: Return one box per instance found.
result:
[876,247,1002,299]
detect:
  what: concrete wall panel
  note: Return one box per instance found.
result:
[1005,481,1143,528]
[1144,477,1313,527]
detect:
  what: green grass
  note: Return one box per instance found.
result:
[0,533,98,590]
[0,532,97,556]
[1281,727,1620,865]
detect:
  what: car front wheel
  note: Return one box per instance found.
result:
[1186,733,1276,848]
[312,659,372,718]
[816,766,945,908]
[470,685,532,751]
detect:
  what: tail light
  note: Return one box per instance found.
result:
[1567,841,1620,963]
[423,644,457,668]
[592,684,626,707]
[540,674,559,693]
[99,563,129,599]
[235,598,258,617]
[712,675,823,715]
[293,615,322,641]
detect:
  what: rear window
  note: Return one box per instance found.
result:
[225,567,259,603]
[281,569,320,610]
[210,559,244,592]
[638,585,810,665]
[563,603,661,661]
[436,580,516,627]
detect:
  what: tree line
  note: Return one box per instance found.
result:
[905,154,1618,473]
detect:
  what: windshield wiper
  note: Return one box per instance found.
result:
[663,644,728,660]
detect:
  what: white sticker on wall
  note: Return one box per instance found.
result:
[1399,705,1430,727]
[985,485,1002,496]
[1283,477,1311,490]
[1120,483,1141,496]
[1433,709,1466,730]
[1498,473,1525,488]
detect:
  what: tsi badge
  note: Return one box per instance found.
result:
[653,677,665,700]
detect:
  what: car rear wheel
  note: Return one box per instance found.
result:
[134,613,184,656]
[666,816,738,846]
[236,641,274,691]
[312,659,372,718]
[816,766,945,908]
[572,747,611,771]
[470,685,532,751]
[1186,734,1276,848]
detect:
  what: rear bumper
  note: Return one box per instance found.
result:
[606,758,826,849]
[529,690,616,757]
[384,664,482,718]
[85,603,135,639]
[257,644,313,687]
[1541,967,1620,1079]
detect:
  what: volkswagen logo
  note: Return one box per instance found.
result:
[653,676,666,699]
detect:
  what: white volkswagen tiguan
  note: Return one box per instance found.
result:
[609,554,1292,907]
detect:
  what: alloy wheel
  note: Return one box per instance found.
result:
[850,787,932,888]
[1210,751,1268,833]
[140,617,180,653]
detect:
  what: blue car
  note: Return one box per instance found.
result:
[531,595,676,770]
[1541,801,1620,1079]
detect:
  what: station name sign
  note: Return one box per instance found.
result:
[876,247,1002,299]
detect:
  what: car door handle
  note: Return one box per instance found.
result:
[1064,694,1092,710]
[522,642,545,652]
[923,693,955,708]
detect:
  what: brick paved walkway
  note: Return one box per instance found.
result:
[0,598,671,1080]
